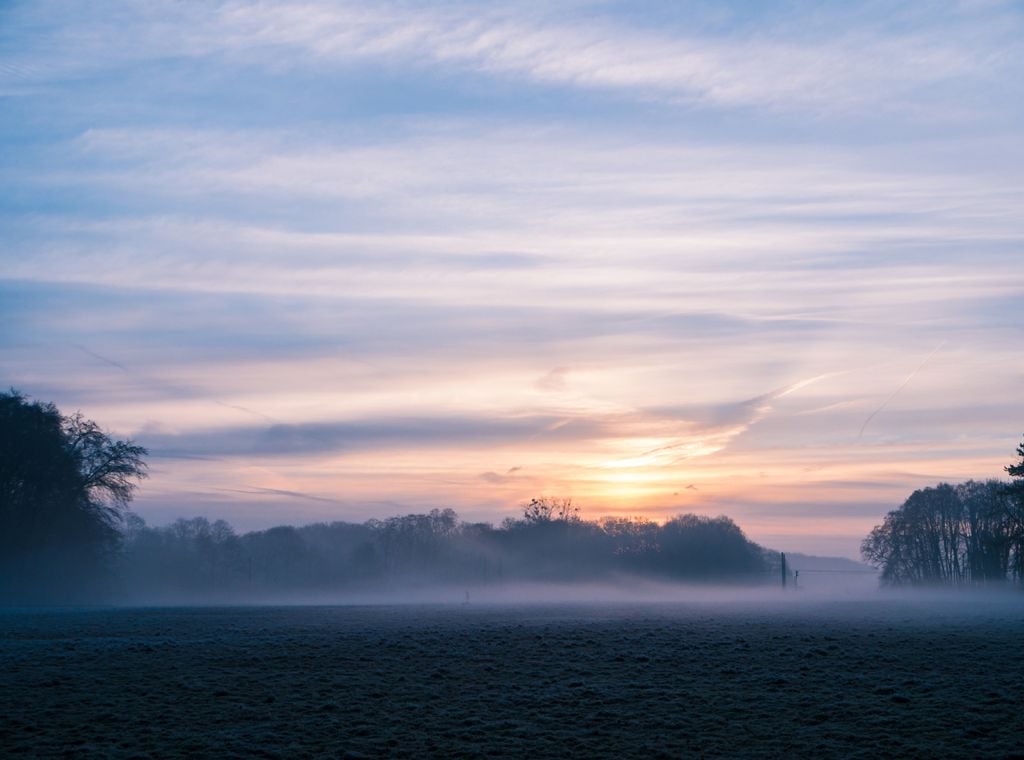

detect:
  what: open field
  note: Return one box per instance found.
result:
[2,596,1023,758]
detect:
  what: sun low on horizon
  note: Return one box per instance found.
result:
[3,0,1023,559]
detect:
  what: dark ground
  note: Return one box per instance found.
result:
[2,597,1023,758]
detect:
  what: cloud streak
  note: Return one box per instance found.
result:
[2,1,1022,556]
[8,1,1018,117]
[606,374,836,469]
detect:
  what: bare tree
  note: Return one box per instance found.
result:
[523,497,580,523]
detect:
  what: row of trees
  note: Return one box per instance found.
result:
[8,387,1022,596]
[116,508,770,599]
[1,391,771,601]
[861,481,1023,585]
[860,443,1024,586]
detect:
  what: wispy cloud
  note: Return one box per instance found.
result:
[601,374,836,469]
[3,0,1022,555]
[216,486,344,505]
[13,126,1023,316]
[8,1,1018,117]
[140,414,608,459]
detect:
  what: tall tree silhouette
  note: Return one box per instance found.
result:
[0,390,147,600]
[1004,436,1024,578]
[1006,437,1024,480]
[862,479,1022,586]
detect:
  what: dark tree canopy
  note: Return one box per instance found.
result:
[1005,436,1024,506]
[0,390,147,600]
[110,505,773,600]
[861,479,1024,586]
[1006,437,1024,480]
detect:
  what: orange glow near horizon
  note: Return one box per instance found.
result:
[7,1,1023,562]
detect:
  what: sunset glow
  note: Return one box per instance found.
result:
[3,1,1022,557]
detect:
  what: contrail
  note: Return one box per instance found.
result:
[72,343,130,372]
[858,341,946,439]
[74,342,278,424]
[214,400,279,424]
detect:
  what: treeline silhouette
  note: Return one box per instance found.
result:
[116,507,771,599]
[861,479,1024,586]
[0,390,147,602]
[6,388,1024,599]
[1,390,773,602]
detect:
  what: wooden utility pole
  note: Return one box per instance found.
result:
[780,552,787,589]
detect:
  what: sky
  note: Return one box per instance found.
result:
[2,1,1023,557]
